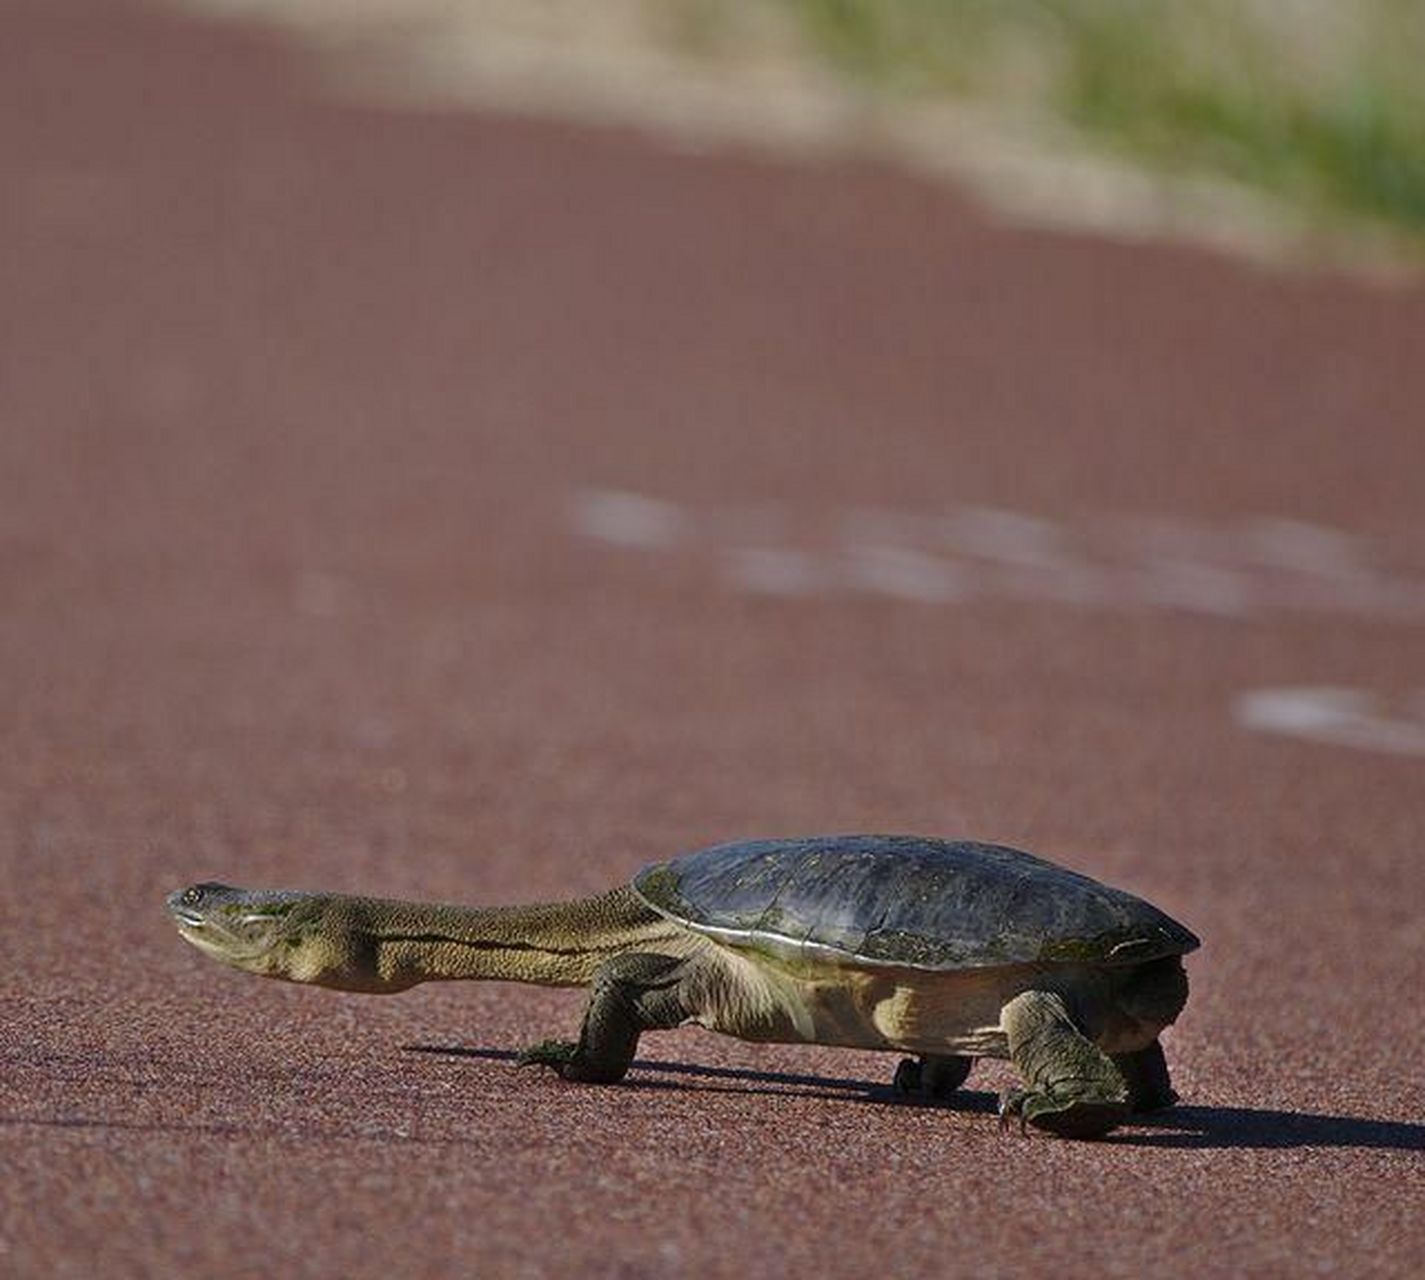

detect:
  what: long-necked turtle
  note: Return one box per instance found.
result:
[167,834,1198,1138]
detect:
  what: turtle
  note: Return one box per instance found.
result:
[167,833,1199,1139]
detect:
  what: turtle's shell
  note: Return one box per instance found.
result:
[633,835,1200,970]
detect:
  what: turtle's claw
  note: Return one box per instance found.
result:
[998,1089,1031,1135]
[517,1039,579,1072]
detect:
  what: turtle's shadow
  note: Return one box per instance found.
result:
[404,1044,1425,1153]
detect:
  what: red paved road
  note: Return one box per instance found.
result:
[2,3,1423,1277]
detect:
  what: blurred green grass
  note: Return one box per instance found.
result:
[701,0,1425,236]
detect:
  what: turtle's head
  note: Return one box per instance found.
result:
[166,882,339,984]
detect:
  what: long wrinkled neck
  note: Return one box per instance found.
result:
[330,885,678,990]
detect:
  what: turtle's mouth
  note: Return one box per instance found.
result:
[170,915,281,966]
[167,891,287,961]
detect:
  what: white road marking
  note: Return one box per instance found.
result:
[1242,517,1366,576]
[940,505,1067,569]
[570,489,1425,625]
[842,545,968,604]
[1131,559,1252,616]
[571,489,688,550]
[1234,687,1425,756]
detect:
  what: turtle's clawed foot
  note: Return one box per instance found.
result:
[1133,1084,1179,1114]
[893,1054,974,1099]
[517,1039,628,1084]
[998,1086,1128,1139]
[892,1058,923,1096]
[517,1039,579,1072]
[1114,1041,1180,1114]
[997,1089,1031,1134]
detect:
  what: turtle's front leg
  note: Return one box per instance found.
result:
[519,952,692,1084]
[998,990,1130,1139]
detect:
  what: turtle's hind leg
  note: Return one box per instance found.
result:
[892,1054,974,1099]
[1114,1039,1178,1113]
[999,990,1130,1139]
[519,952,692,1084]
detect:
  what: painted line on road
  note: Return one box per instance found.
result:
[1234,687,1425,756]
[571,489,1425,626]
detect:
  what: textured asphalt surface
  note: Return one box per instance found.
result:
[3,4,1424,1277]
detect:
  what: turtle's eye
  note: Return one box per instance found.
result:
[181,886,204,906]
